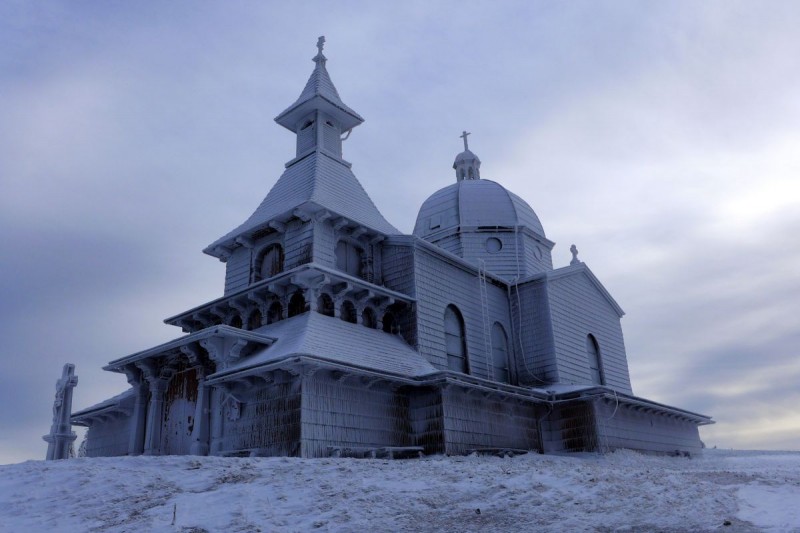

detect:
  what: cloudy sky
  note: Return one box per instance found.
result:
[2,1,799,463]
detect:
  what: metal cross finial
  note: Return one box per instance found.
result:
[460,130,471,151]
[317,36,325,55]
[570,244,580,265]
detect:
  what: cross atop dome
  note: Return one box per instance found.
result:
[460,130,471,151]
[453,130,481,181]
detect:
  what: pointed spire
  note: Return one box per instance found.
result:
[275,36,363,133]
[453,130,481,181]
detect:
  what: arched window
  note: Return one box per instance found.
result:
[253,244,284,283]
[317,293,334,317]
[340,300,357,324]
[586,334,604,385]
[288,292,307,318]
[335,240,364,278]
[362,307,377,329]
[491,323,510,383]
[266,302,282,324]
[247,309,262,330]
[228,314,243,329]
[382,311,397,334]
[444,305,469,374]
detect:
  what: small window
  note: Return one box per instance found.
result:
[247,309,262,330]
[288,292,307,318]
[444,305,469,374]
[382,311,397,334]
[340,300,357,324]
[362,307,377,329]
[317,293,335,317]
[229,314,243,329]
[586,334,604,385]
[267,302,282,324]
[253,244,284,283]
[491,323,510,383]
[485,237,502,254]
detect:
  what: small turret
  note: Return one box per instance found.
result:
[274,36,364,162]
[453,130,481,181]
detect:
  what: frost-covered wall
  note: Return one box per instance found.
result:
[214,379,301,456]
[440,387,540,454]
[413,243,513,380]
[594,400,703,454]
[301,374,411,457]
[84,416,132,458]
[540,401,597,453]
[547,271,632,393]
[512,279,558,384]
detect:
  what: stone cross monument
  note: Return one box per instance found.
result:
[43,363,78,460]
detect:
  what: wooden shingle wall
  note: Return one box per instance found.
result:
[594,400,703,454]
[521,233,553,274]
[428,233,462,256]
[458,230,552,280]
[312,219,337,269]
[547,273,633,393]
[541,401,597,453]
[284,219,313,270]
[408,387,444,454]
[300,374,411,457]
[413,246,513,379]
[513,280,558,384]
[84,416,132,457]
[217,380,301,457]
[381,243,418,345]
[440,387,541,454]
[224,246,251,295]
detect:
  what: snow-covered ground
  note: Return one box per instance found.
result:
[1,449,798,532]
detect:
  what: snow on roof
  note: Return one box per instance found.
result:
[414,179,545,238]
[71,388,136,423]
[205,152,400,256]
[210,312,437,380]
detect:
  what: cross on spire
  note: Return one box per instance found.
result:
[460,130,471,151]
[314,36,326,63]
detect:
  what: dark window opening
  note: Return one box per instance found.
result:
[491,322,510,383]
[362,307,377,329]
[444,305,469,374]
[247,310,262,330]
[317,293,335,317]
[340,300,357,324]
[288,292,307,318]
[586,334,604,385]
[382,312,397,334]
[267,302,282,324]
[253,244,284,283]
[229,314,243,329]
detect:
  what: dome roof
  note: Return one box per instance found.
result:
[454,149,480,163]
[413,179,545,238]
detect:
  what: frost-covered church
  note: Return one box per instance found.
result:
[72,39,712,458]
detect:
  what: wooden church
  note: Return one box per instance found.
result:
[71,38,712,458]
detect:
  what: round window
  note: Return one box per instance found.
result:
[533,246,543,260]
[485,237,503,253]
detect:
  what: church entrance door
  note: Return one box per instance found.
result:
[161,365,199,455]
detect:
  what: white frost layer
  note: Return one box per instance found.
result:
[0,449,798,532]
